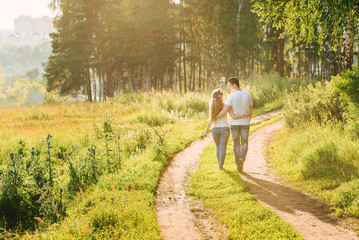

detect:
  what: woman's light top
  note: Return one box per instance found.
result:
[212,113,229,128]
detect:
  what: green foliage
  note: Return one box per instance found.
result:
[25,189,160,239]
[284,67,359,137]
[184,98,208,113]
[25,82,46,105]
[67,145,100,193]
[1,77,46,107]
[26,68,41,81]
[272,116,359,218]
[0,139,65,230]
[252,0,358,51]
[36,185,66,224]
[330,180,359,218]
[119,93,144,106]
[0,152,29,230]
[47,0,177,98]
[135,111,174,127]
[331,67,359,135]
[152,130,169,163]
[271,67,359,219]
[332,66,359,105]
[283,82,346,128]
[244,72,316,108]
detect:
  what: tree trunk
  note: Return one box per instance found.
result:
[297,44,301,78]
[304,46,309,79]
[179,22,183,93]
[105,70,113,98]
[340,12,354,71]
[183,36,187,93]
[198,54,202,91]
[85,68,92,102]
[276,28,285,77]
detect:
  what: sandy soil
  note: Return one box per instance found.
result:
[155,111,358,240]
[155,135,227,240]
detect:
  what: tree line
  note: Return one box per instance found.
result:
[0,42,51,76]
[46,0,359,101]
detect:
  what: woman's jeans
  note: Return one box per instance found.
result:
[212,127,230,170]
[230,125,250,167]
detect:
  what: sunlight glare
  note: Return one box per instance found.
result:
[0,0,54,30]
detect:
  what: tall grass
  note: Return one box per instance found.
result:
[0,73,315,238]
[272,67,359,219]
[0,91,209,238]
[270,124,359,218]
[243,73,316,109]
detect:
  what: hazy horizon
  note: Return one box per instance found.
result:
[0,0,54,30]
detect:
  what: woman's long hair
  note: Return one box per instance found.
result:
[209,89,224,122]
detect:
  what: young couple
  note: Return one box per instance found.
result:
[203,77,253,173]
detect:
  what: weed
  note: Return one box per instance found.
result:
[135,111,174,127]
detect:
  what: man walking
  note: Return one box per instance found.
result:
[216,77,253,172]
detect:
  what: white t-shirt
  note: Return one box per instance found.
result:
[212,113,229,128]
[225,90,253,126]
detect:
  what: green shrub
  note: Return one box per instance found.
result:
[119,93,144,105]
[332,66,359,105]
[271,124,359,218]
[331,180,359,217]
[160,98,185,113]
[0,139,66,230]
[121,128,152,156]
[185,98,208,113]
[135,111,174,126]
[331,67,359,137]
[283,82,346,128]
[67,145,100,193]
[244,72,315,108]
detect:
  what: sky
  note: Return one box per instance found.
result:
[0,0,55,30]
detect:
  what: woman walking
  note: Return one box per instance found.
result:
[203,88,250,170]
[203,89,230,170]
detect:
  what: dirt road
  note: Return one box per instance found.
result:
[155,111,358,240]
[242,120,358,240]
[155,135,225,240]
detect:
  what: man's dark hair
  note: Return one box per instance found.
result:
[228,77,240,87]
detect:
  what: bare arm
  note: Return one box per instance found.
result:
[229,110,249,119]
[203,117,212,137]
[216,104,231,119]
[229,104,254,120]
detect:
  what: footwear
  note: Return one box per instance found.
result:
[237,158,244,173]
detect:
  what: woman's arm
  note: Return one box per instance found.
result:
[216,104,231,119]
[229,109,249,119]
[203,117,212,137]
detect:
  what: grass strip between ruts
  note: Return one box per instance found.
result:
[188,114,304,239]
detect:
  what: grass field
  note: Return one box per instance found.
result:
[268,72,359,233]
[0,74,313,239]
[270,124,359,220]
[0,91,211,239]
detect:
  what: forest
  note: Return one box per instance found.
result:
[46,0,358,100]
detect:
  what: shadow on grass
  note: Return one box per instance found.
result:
[240,171,341,226]
[222,169,247,187]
